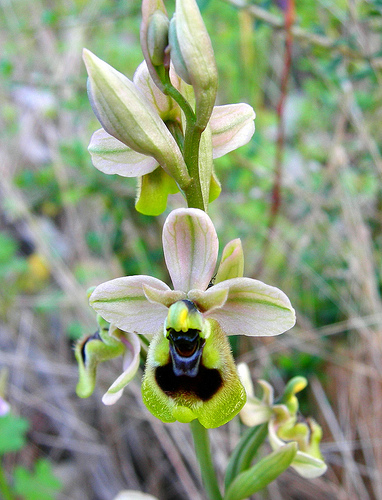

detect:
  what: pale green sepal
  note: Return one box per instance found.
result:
[187,287,228,313]
[135,168,179,216]
[88,129,158,177]
[89,276,169,335]
[198,123,213,209]
[83,49,191,189]
[239,399,273,427]
[209,170,221,203]
[175,0,218,129]
[215,239,244,284]
[143,284,186,308]
[210,103,256,159]
[140,0,168,91]
[147,10,169,66]
[75,331,124,398]
[206,277,296,337]
[291,451,327,478]
[224,442,298,500]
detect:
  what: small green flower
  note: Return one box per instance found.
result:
[75,320,141,405]
[89,208,295,427]
[238,364,327,478]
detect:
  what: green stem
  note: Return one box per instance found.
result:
[162,69,205,211]
[0,463,15,500]
[190,420,223,500]
[182,124,205,210]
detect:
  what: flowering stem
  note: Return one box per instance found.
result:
[162,69,205,211]
[182,124,205,210]
[190,420,223,500]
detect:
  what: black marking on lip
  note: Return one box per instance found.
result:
[155,363,223,402]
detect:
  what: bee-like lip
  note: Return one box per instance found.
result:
[167,328,205,377]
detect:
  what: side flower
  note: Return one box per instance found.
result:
[238,364,327,478]
[88,208,295,428]
[86,59,255,215]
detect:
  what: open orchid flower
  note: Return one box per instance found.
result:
[87,59,255,215]
[75,320,141,405]
[89,208,295,428]
[238,364,327,478]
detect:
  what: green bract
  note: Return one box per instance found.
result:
[89,208,295,427]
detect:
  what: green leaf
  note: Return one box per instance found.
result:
[224,443,298,500]
[224,423,268,490]
[0,414,29,455]
[13,459,63,500]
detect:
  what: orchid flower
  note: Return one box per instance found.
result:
[89,208,295,428]
[238,364,327,478]
[75,319,141,406]
[85,54,255,215]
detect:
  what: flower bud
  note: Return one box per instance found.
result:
[83,49,191,189]
[173,0,218,129]
[168,16,192,84]
[140,0,168,91]
[147,10,169,66]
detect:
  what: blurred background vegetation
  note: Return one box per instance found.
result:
[1,0,382,498]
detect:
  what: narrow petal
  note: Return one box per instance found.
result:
[89,276,169,334]
[188,287,228,313]
[163,208,218,292]
[210,103,255,159]
[102,331,141,405]
[206,277,296,336]
[143,284,186,307]
[89,129,158,177]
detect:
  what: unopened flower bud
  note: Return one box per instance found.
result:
[147,10,169,66]
[83,49,191,189]
[173,0,218,129]
[168,16,192,84]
